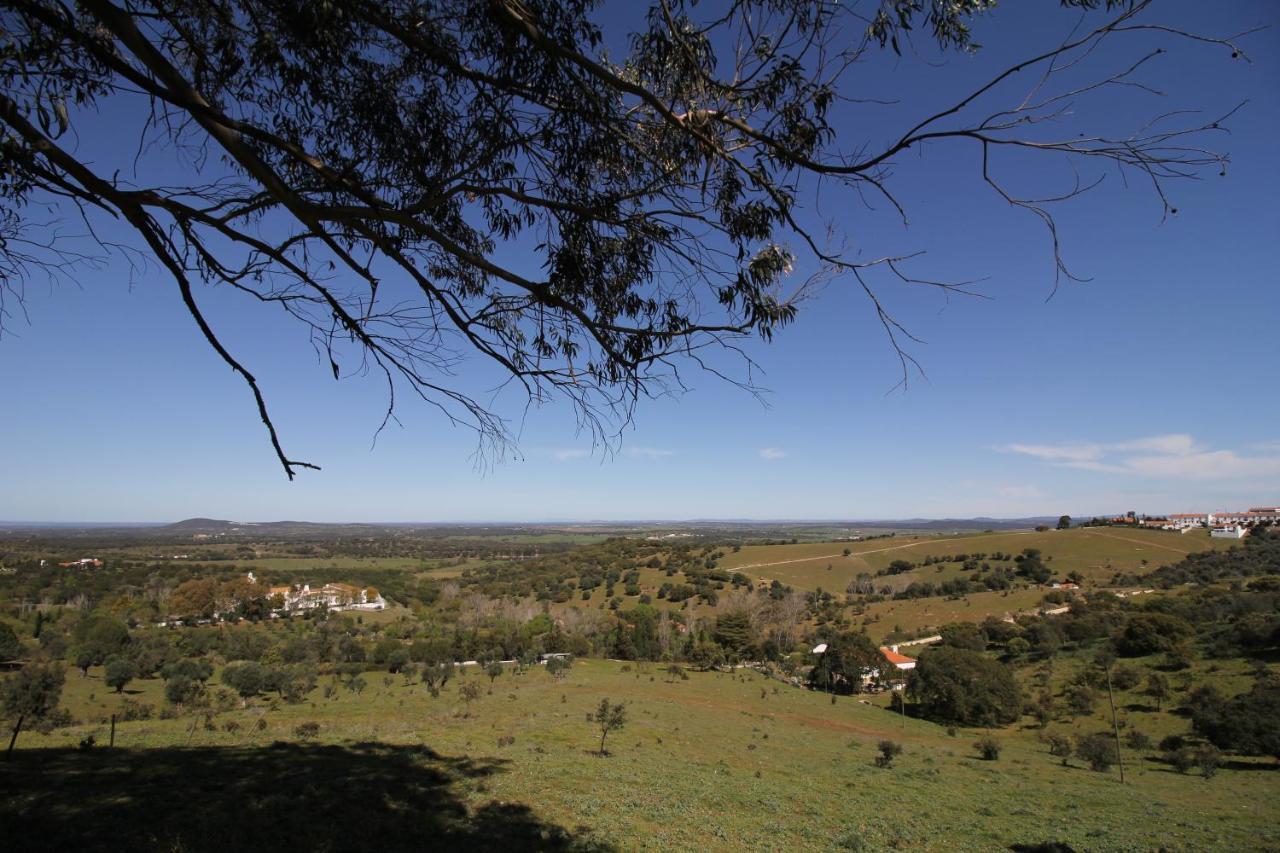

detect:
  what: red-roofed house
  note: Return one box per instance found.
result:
[878,645,917,671]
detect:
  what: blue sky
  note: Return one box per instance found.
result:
[2,1,1277,522]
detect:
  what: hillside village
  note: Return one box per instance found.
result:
[1092,505,1280,539]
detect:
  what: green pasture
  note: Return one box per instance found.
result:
[715,528,1232,594]
[9,658,1276,852]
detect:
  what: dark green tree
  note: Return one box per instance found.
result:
[0,623,23,663]
[2,662,65,755]
[808,632,883,695]
[1075,732,1117,772]
[103,655,138,694]
[221,660,268,706]
[1143,672,1172,711]
[1190,677,1280,759]
[907,646,1022,727]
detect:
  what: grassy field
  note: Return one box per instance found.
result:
[716,528,1231,593]
[7,658,1276,852]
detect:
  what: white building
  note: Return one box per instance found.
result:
[267,581,386,613]
[1210,525,1248,540]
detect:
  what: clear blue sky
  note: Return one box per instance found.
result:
[2,1,1277,522]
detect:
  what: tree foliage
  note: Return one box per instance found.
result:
[1,662,65,754]
[1189,676,1280,759]
[0,0,1252,472]
[907,646,1022,727]
[808,631,884,694]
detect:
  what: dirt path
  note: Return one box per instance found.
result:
[1081,530,1197,556]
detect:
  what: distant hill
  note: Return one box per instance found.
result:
[163,518,242,532]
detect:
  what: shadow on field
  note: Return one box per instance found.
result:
[0,742,611,852]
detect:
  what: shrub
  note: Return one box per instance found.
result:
[1065,684,1097,717]
[974,736,1001,761]
[1196,744,1223,779]
[1046,732,1073,765]
[1166,746,1197,774]
[875,740,903,769]
[1110,664,1142,692]
[294,721,320,741]
[1124,730,1152,751]
[1076,733,1117,772]
[834,828,866,851]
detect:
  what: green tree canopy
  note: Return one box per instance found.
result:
[808,632,884,695]
[907,646,1023,727]
[0,622,23,662]
[2,662,65,754]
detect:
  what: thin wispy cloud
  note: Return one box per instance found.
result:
[759,447,787,460]
[625,446,675,460]
[999,433,1280,480]
[551,448,591,462]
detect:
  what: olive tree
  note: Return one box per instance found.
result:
[2,662,65,755]
[592,698,626,756]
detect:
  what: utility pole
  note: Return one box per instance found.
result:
[1105,665,1125,783]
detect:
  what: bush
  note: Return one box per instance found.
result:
[1045,732,1073,765]
[1196,744,1223,779]
[1110,664,1142,692]
[1166,746,1197,774]
[1076,733,1117,772]
[875,740,903,768]
[1124,729,1152,751]
[293,721,320,741]
[118,699,153,722]
[974,736,1001,761]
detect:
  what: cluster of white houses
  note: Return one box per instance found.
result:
[266,581,387,613]
[1127,506,1279,539]
[242,572,387,614]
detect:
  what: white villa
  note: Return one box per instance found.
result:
[265,580,386,613]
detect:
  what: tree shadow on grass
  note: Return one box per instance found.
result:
[0,742,612,852]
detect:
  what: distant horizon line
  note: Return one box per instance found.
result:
[0,512,1138,528]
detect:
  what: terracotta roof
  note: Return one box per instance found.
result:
[879,647,916,666]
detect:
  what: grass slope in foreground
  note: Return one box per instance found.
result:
[4,659,1276,851]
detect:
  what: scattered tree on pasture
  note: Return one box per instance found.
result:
[1065,684,1098,718]
[459,681,482,716]
[1196,744,1223,779]
[875,740,903,769]
[103,655,138,693]
[485,661,504,686]
[2,662,65,756]
[221,661,267,707]
[546,655,572,681]
[592,699,627,757]
[1046,732,1074,766]
[1075,733,1117,773]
